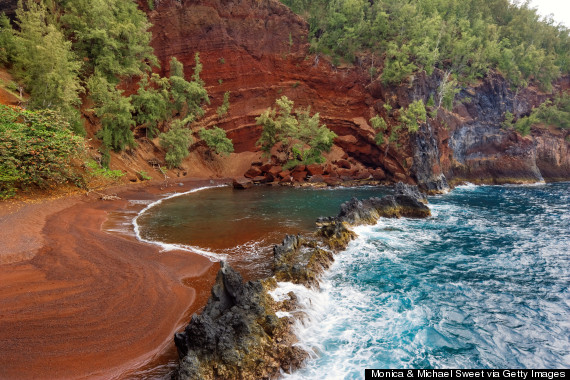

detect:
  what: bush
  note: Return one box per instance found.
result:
[159,121,192,168]
[216,91,230,117]
[0,105,84,198]
[256,96,336,167]
[399,100,426,133]
[370,115,387,146]
[199,126,234,157]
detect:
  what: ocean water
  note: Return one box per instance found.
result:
[136,182,570,377]
[276,182,570,377]
[135,185,390,279]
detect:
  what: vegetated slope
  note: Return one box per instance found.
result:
[145,0,570,189]
[0,0,568,200]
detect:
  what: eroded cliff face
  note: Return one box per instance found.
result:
[144,0,569,189]
[143,0,415,183]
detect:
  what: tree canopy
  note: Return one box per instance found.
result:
[281,0,569,90]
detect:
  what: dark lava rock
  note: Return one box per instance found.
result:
[395,182,427,203]
[174,262,305,379]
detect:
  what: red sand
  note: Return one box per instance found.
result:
[0,179,225,379]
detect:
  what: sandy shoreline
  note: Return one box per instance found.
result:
[0,178,229,379]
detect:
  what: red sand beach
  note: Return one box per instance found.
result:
[0,179,226,379]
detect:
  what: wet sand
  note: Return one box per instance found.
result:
[0,179,227,379]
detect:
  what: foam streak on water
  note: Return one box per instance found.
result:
[132,185,228,261]
[282,183,570,378]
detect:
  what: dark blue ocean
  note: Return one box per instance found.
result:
[136,182,570,377]
[274,183,570,377]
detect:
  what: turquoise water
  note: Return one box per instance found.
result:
[275,183,570,377]
[139,183,570,375]
[136,186,390,278]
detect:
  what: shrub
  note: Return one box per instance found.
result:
[370,115,387,146]
[0,105,84,198]
[399,100,427,133]
[199,126,234,157]
[159,120,192,168]
[216,91,230,117]
[256,96,336,167]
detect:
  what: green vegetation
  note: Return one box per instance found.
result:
[399,100,427,133]
[217,91,230,117]
[256,96,337,169]
[85,160,124,180]
[60,0,157,82]
[131,74,170,138]
[281,0,569,91]
[370,114,387,145]
[138,170,152,181]
[159,120,192,168]
[88,75,136,154]
[0,0,215,195]
[0,105,84,199]
[199,126,234,157]
[508,93,570,136]
[168,55,209,119]
[2,3,83,131]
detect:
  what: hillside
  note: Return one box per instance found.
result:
[1,0,568,201]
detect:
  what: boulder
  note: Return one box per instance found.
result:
[260,163,273,173]
[292,164,306,173]
[353,169,372,180]
[306,164,324,176]
[335,159,351,169]
[232,177,253,189]
[369,168,386,180]
[324,177,342,186]
[278,169,291,179]
[252,175,270,184]
[291,171,308,182]
[268,165,283,176]
[308,174,325,183]
[244,166,262,178]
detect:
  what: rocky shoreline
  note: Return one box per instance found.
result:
[173,183,431,379]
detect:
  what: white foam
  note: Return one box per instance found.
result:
[132,185,228,261]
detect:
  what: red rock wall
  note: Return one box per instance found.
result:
[143,0,415,182]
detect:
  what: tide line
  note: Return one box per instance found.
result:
[132,185,228,262]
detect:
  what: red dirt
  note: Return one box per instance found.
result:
[0,179,224,379]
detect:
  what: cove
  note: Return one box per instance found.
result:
[135,185,391,279]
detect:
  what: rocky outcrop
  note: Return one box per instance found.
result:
[175,184,431,377]
[274,183,430,285]
[174,261,305,380]
[369,69,570,187]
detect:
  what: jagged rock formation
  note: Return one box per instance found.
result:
[174,261,305,380]
[175,184,431,377]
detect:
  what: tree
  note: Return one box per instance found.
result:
[256,96,337,168]
[12,0,83,131]
[199,126,234,157]
[60,0,158,82]
[169,55,210,118]
[88,75,135,156]
[0,14,15,65]
[159,120,192,168]
[131,73,170,138]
